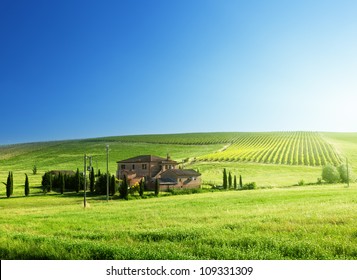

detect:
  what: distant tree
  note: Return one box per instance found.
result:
[234,175,237,190]
[337,164,353,184]
[322,164,340,183]
[32,165,37,175]
[95,173,108,195]
[139,178,145,197]
[75,168,80,193]
[155,179,160,196]
[110,175,116,196]
[119,175,129,200]
[239,175,243,189]
[97,169,101,177]
[42,172,50,193]
[242,182,257,190]
[24,173,30,196]
[60,173,65,194]
[228,172,232,189]
[3,172,12,198]
[90,167,95,193]
[223,168,228,189]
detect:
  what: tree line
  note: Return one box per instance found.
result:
[222,168,256,190]
[2,169,118,198]
[41,169,117,195]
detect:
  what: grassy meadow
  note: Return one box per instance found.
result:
[1,184,356,260]
[0,131,356,259]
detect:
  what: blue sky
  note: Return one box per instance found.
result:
[1,0,356,144]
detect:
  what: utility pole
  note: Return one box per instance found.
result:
[106,144,109,202]
[84,154,93,208]
[84,154,87,208]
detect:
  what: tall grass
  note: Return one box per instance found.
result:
[1,185,356,260]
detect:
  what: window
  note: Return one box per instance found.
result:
[142,164,147,170]
[121,165,126,170]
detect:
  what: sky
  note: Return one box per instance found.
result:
[0,0,356,144]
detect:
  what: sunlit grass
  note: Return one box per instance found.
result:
[1,184,356,259]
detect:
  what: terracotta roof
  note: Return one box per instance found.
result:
[117,155,177,164]
[161,169,201,177]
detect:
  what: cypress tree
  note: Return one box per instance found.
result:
[119,175,128,200]
[75,168,80,193]
[155,178,160,196]
[139,178,144,197]
[25,173,30,196]
[234,175,237,190]
[49,173,52,192]
[223,168,228,189]
[41,172,52,193]
[90,167,95,193]
[41,172,48,193]
[60,173,65,194]
[110,175,116,196]
[4,172,11,198]
[228,171,232,189]
[239,175,243,189]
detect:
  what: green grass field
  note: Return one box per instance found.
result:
[0,131,356,259]
[0,184,356,259]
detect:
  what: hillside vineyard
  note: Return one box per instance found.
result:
[197,132,342,166]
[115,132,342,166]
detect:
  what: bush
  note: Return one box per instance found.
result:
[298,179,305,186]
[119,175,129,200]
[168,188,204,195]
[129,182,140,195]
[322,164,340,183]
[241,182,257,190]
[337,164,353,183]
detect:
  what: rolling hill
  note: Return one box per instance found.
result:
[0,131,356,260]
[0,131,356,195]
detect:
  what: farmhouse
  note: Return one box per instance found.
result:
[116,154,201,190]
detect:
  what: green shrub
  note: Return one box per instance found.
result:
[119,175,129,200]
[337,164,353,183]
[241,182,257,190]
[168,188,204,195]
[298,179,305,186]
[322,164,340,183]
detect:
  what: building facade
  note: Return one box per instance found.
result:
[116,154,201,190]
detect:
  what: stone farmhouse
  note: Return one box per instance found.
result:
[116,154,201,191]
